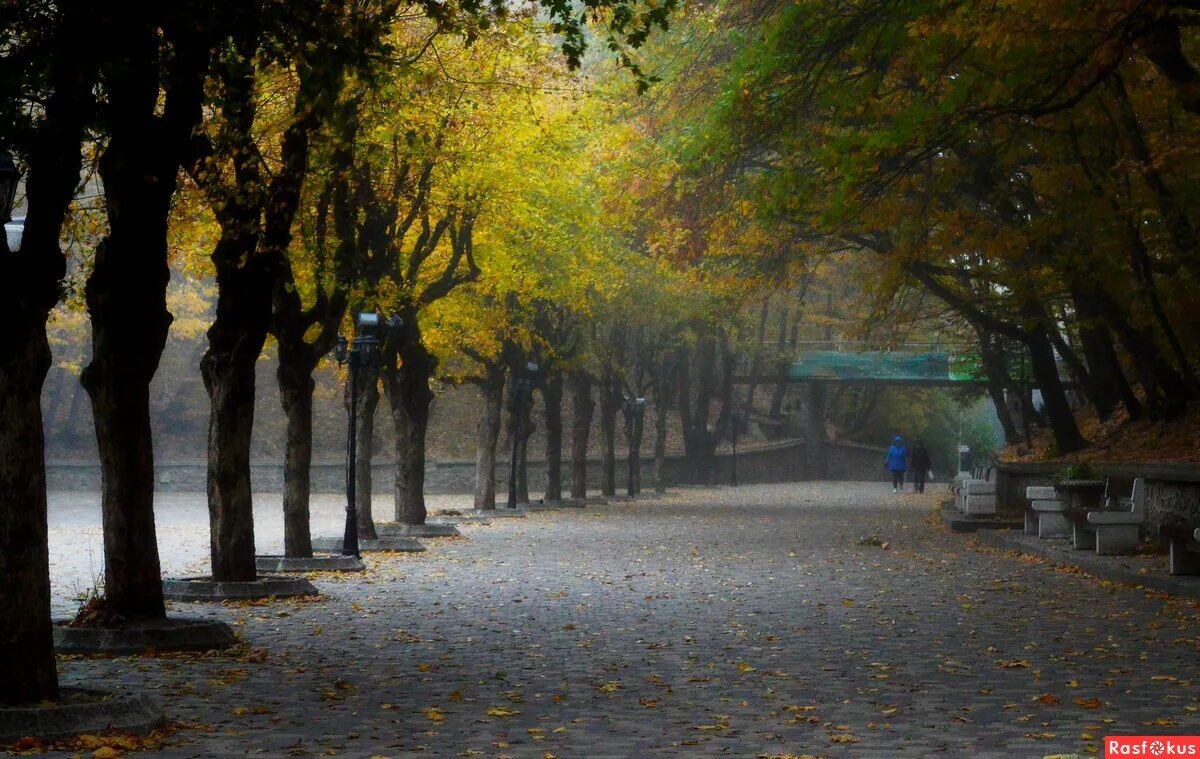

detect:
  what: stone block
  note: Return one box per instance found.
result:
[1024,511,1037,536]
[1071,523,1096,551]
[1094,524,1139,556]
[1037,512,1070,538]
[1026,486,1058,500]
[1168,539,1200,575]
[1031,499,1066,512]
[965,494,996,515]
[964,480,995,496]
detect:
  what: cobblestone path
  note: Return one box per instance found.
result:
[50,482,1200,757]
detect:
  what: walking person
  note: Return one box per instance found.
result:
[909,439,931,494]
[885,435,907,493]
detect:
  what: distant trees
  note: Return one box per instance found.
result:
[681,0,1200,454]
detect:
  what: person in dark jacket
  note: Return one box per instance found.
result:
[885,436,907,493]
[909,440,932,493]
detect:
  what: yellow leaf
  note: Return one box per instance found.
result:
[486,707,521,717]
[422,707,445,722]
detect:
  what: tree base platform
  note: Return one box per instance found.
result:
[53,616,236,655]
[161,575,318,602]
[0,688,162,744]
[255,555,366,573]
[310,537,425,553]
[375,522,461,538]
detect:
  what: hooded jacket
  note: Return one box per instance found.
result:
[885,437,907,472]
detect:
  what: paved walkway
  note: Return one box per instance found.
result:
[49,482,1200,757]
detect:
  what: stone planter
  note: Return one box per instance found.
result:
[1054,479,1107,510]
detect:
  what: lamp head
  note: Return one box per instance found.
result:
[334,335,349,364]
[356,311,381,338]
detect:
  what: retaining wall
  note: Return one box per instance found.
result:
[47,439,892,495]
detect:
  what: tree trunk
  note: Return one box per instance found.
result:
[743,299,770,426]
[474,364,504,509]
[354,363,380,539]
[516,396,533,505]
[0,0,97,700]
[569,371,594,500]
[599,374,620,497]
[384,340,435,527]
[0,327,59,704]
[79,83,181,620]
[625,405,644,496]
[278,362,315,558]
[653,396,669,494]
[1021,310,1087,454]
[202,343,260,582]
[805,381,828,479]
[81,220,171,618]
[768,305,789,419]
[543,370,563,502]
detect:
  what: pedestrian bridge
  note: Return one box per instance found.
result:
[740,343,983,386]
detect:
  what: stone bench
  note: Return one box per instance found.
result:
[954,468,993,514]
[1024,485,1066,538]
[962,480,997,516]
[1064,478,1145,556]
[1159,521,1200,576]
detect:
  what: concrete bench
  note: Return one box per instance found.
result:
[1065,478,1145,555]
[962,480,997,516]
[1024,485,1065,537]
[1159,521,1200,576]
[954,468,993,514]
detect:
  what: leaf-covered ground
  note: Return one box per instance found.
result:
[39,483,1200,756]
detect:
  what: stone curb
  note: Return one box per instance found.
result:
[255,555,366,573]
[53,617,236,655]
[375,522,461,538]
[0,688,163,744]
[973,529,1200,600]
[311,537,424,553]
[162,575,319,602]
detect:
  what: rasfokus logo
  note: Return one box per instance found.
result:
[1106,737,1200,757]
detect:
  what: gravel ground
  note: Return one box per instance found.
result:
[47,491,480,616]
[37,481,1200,757]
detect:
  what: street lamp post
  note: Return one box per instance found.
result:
[0,152,20,254]
[506,360,539,509]
[334,312,382,557]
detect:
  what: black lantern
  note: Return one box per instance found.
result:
[333,311,383,557]
[0,152,19,225]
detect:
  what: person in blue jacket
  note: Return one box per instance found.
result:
[885,436,908,493]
